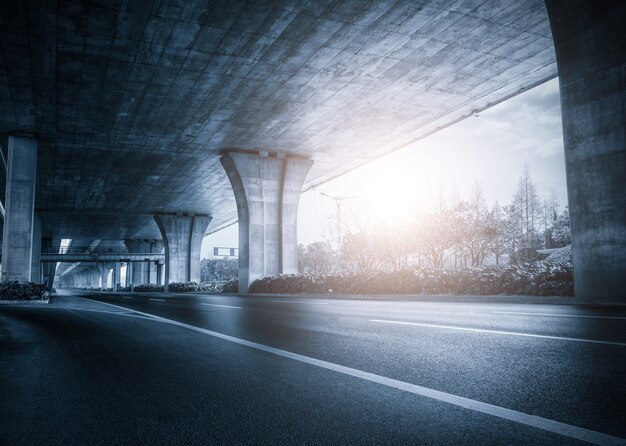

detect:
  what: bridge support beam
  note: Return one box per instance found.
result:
[124,240,162,286]
[1,135,37,282]
[220,151,313,293]
[154,214,211,289]
[547,1,626,303]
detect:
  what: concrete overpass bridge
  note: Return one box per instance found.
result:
[0,1,624,300]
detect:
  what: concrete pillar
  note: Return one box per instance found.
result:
[124,240,162,285]
[220,151,313,292]
[546,1,626,303]
[30,213,42,283]
[98,263,108,289]
[156,261,164,286]
[42,262,56,288]
[154,214,211,288]
[1,135,37,282]
[113,262,121,291]
[41,239,56,288]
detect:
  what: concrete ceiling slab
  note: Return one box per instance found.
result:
[0,0,556,240]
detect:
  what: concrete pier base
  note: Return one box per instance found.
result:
[220,151,313,293]
[154,214,211,288]
[1,135,37,282]
[547,1,626,303]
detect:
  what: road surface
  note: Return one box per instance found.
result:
[1,290,625,445]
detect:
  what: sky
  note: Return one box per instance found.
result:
[202,77,567,256]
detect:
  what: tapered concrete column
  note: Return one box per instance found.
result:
[546,1,626,303]
[154,214,211,288]
[220,151,313,292]
[1,135,37,282]
[98,264,109,289]
[113,262,121,291]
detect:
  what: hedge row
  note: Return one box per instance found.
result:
[0,281,51,300]
[249,259,573,296]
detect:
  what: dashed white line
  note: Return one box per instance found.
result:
[371,319,626,347]
[493,311,626,320]
[122,296,133,299]
[271,300,329,305]
[201,303,242,309]
[77,297,625,446]
[149,298,166,302]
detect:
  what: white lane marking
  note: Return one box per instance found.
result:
[77,297,624,446]
[371,319,626,347]
[149,298,166,302]
[122,296,133,299]
[493,311,626,321]
[201,303,242,309]
[271,300,329,305]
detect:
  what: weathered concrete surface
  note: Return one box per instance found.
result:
[1,135,37,282]
[154,214,211,286]
[221,152,313,292]
[124,240,162,285]
[30,213,42,283]
[546,1,626,303]
[0,0,556,240]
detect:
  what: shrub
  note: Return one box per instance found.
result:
[166,281,221,292]
[248,257,573,297]
[220,279,239,293]
[133,284,164,292]
[0,281,51,300]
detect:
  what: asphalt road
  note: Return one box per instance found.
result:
[1,290,625,445]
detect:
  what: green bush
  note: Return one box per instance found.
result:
[0,281,50,300]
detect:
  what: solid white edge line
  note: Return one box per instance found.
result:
[201,303,242,309]
[493,311,626,320]
[76,296,624,445]
[371,319,626,347]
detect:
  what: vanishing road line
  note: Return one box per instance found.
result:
[78,297,624,446]
[201,303,242,309]
[492,311,626,320]
[122,296,133,299]
[149,298,166,302]
[271,300,329,305]
[371,319,626,347]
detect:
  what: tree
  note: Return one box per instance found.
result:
[201,258,238,282]
[299,241,336,274]
[551,207,571,247]
[341,230,383,272]
[510,164,543,261]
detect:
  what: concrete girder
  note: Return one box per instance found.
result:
[220,151,313,293]
[546,0,626,303]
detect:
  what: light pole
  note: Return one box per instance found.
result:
[318,191,356,248]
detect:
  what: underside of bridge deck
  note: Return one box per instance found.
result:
[0,1,623,300]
